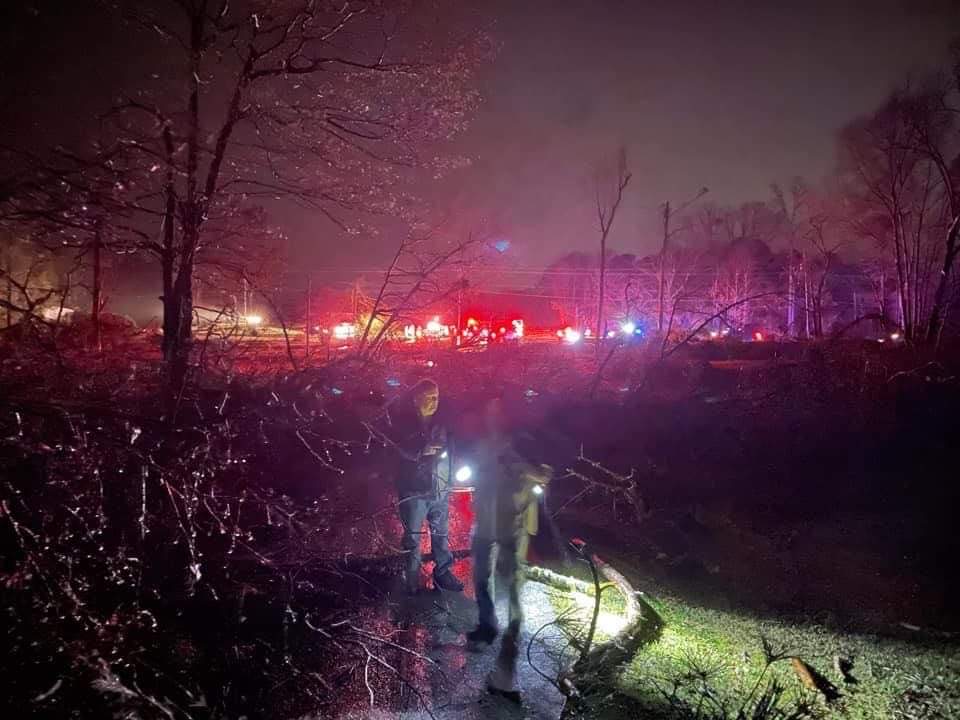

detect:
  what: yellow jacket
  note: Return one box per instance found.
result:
[472,432,550,542]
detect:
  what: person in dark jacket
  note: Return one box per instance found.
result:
[383,379,463,594]
[466,397,552,702]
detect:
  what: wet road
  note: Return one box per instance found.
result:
[325,491,568,719]
[330,579,567,719]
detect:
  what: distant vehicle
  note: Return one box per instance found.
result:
[701,327,732,340]
[487,318,524,344]
[459,317,524,346]
[556,326,592,344]
[40,306,77,323]
[737,324,773,342]
[331,321,358,341]
[875,331,903,345]
[423,316,452,340]
[403,317,454,343]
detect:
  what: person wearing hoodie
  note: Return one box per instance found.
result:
[383,378,464,594]
[466,397,551,702]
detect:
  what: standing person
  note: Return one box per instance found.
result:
[384,379,464,594]
[467,398,551,703]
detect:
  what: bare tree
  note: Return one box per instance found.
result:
[44,1,488,391]
[0,241,59,324]
[0,145,147,349]
[356,227,484,358]
[803,212,844,337]
[594,149,631,345]
[839,84,953,343]
[899,83,960,345]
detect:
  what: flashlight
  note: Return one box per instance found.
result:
[532,484,543,496]
[455,465,473,483]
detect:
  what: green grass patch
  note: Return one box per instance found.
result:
[543,572,958,719]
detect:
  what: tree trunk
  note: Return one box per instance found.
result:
[167,244,195,394]
[161,250,175,357]
[165,9,203,397]
[925,216,960,346]
[658,201,669,332]
[161,125,176,358]
[596,230,606,344]
[892,210,913,340]
[787,258,795,336]
[92,227,103,352]
[3,246,11,329]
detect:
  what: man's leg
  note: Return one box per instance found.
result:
[487,534,528,699]
[502,534,526,634]
[398,497,428,591]
[488,624,520,700]
[425,494,455,577]
[470,535,499,635]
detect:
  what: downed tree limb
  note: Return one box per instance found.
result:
[522,551,663,717]
[560,556,662,701]
[560,446,649,524]
[524,564,613,595]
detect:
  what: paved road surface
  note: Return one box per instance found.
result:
[328,556,568,720]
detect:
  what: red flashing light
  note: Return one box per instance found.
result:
[754,331,764,342]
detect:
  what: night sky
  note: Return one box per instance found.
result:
[440,0,959,267]
[3,0,958,275]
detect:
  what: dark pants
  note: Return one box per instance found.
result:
[472,532,529,692]
[399,494,454,578]
[472,533,528,632]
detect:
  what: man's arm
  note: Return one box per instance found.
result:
[371,406,424,462]
[501,434,549,485]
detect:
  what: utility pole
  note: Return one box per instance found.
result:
[787,261,795,336]
[456,285,462,347]
[305,274,311,361]
[658,201,670,333]
[658,188,709,334]
[3,244,12,329]
[92,224,103,352]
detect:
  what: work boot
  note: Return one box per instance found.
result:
[466,623,498,649]
[486,684,522,706]
[487,628,521,704]
[433,570,464,592]
[487,665,522,705]
[403,569,420,595]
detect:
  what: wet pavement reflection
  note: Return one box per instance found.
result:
[323,487,566,719]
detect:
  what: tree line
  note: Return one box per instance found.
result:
[2,7,958,397]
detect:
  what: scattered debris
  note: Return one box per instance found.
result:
[791,657,842,702]
[834,654,858,685]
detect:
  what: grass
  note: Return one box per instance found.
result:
[547,579,959,719]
